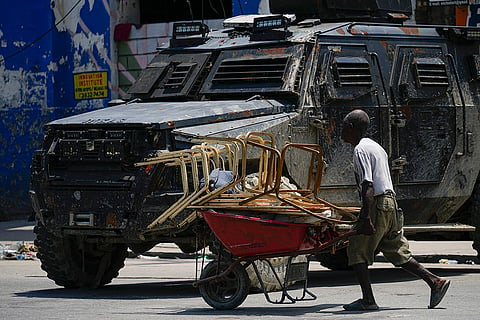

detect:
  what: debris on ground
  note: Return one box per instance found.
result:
[0,242,38,260]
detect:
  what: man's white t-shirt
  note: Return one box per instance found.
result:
[353,137,394,197]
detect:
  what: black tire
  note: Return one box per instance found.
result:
[316,249,351,270]
[198,260,250,310]
[34,224,128,288]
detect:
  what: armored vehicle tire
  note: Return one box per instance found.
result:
[198,260,250,310]
[316,249,351,270]
[34,224,128,288]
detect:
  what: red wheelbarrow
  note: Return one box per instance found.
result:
[136,134,358,309]
[193,210,356,310]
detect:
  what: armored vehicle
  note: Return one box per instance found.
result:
[30,0,480,288]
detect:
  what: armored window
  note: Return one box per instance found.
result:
[318,49,378,102]
[412,57,449,87]
[202,45,304,95]
[128,62,169,95]
[332,57,372,87]
[212,56,289,86]
[397,51,451,102]
[129,53,211,99]
[164,63,196,88]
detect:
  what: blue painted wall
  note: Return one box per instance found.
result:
[233,0,264,15]
[0,0,112,219]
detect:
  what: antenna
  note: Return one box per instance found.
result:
[237,0,244,15]
[186,0,194,21]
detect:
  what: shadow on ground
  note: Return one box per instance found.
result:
[16,266,478,300]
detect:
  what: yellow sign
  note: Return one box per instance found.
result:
[74,71,108,100]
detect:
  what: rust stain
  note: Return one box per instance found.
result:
[349,27,368,36]
[241,110,254,117]
[398,107,413,120]
[322,118,336,145]
[243,54,255,59]
[207,117,226,123]
[350,27,359,35]
[399,27,420,36]
[262,48,287,55]
[106,212,118,228]
[380,40,388,49]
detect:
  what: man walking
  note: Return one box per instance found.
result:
[341,109,450,311]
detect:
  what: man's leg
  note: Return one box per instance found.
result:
[343,263,379,310]
[353,263,376,305]
[400,257,450,308]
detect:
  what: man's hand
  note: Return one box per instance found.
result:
[354,217,376,235]
[356,181,376,235]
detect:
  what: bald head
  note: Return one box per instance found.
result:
[343,109,370,136]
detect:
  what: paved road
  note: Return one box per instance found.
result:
[1,255,479,319]
[1,219,479,319]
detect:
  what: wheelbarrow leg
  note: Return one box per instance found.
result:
[250,256,316,304]
[283,256,316,302]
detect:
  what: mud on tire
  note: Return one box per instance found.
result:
[34,224,128,288]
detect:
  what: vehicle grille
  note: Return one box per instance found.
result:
[333,56,373,86]
[413,57,449,86]
[212,56,289,86]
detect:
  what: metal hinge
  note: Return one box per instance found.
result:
[308,111,329,129]
[390,111,406,127]
[391,156,408,174]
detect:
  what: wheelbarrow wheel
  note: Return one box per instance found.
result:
[198,260,250,310]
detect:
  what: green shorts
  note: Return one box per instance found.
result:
[347,194,412,267]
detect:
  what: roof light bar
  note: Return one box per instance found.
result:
[170,22,209,48]
[253,15,286,31]
[250,15,294,41]
[438,27,480,41]
[173,22,209,38]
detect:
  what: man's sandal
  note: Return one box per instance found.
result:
[343,299,379,311]
[429,279,451,309]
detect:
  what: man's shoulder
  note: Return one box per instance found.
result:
[355,138,384,154]
[356,138,377,149]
